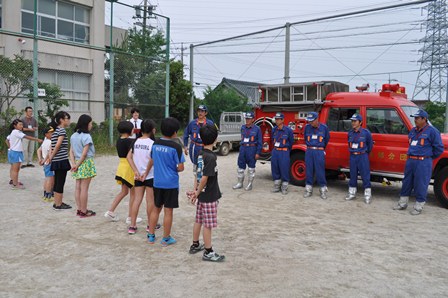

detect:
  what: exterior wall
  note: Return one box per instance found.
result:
[105,25,128,47]
[0,0,105,123]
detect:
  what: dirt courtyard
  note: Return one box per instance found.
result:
[1,152,448,297]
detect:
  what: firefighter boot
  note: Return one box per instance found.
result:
[364,188,372,204]
[410,201,425,215]
[271,180,281,193]
[345,187,357,201]
[393,196,409,210]
[303,185,313,198]
[281,182,289,195]
[232,168,245,190]
[319,186,328,200]
[244,168,255,191]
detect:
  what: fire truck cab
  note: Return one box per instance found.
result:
[253,81,448,208]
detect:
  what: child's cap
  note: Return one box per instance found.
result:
[43,127,54,134]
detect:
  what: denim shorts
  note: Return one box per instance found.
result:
[43,164,55,177]
[8,150,24,164]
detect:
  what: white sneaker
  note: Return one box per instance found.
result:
[126,217,142,224]
[104,211,119,222]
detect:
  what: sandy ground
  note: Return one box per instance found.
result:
[1,152,448,297]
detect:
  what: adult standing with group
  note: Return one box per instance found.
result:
[303,112,330,199]
[345,113,373,204]
[394,109,443,215]
[183,105,214,175]
[128,108,142,139]
[232,112,262,191]
[270,112,294,195]
[21,106,38,168]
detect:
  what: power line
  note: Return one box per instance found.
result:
[347,22,421,83]
[238,28,285,80]
[292,25,369,83]
[171,20,424,45]
[290,69,422,79]
[194,41,419,55]
[194,49,226,77]
[192,0,431,48]
[199,27,423,49]
[413,0,448,102]
[164,0,420,27]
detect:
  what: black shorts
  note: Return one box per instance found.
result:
[154,187,179,208]
[135,178,153,188]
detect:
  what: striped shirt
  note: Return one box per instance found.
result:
[51,127,69,162]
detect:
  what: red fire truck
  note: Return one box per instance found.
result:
[253,81,448,208]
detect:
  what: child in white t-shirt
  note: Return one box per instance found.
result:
[37,127,55,202]
[8,119,42,189]
[127,119,157,235]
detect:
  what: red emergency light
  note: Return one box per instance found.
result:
[382,83,402,93]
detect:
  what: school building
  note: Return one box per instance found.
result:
[0,0,120,123]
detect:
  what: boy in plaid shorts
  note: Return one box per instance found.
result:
[187,124,225,262]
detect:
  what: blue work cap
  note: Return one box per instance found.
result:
[197,105,208,111]
[244,112,254,119]
[306,112,318,122]
[349,113,363,122]
[274,112,284,119]
[411,109,429,119]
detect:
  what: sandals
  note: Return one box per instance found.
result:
[79,210,96,218]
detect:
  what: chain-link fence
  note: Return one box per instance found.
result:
[0,0,169,157]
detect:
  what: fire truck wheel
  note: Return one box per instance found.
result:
[434,166,448,208]
[290,152,306,187]
[218,143,230,156]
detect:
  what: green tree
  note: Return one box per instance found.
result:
[0,55,33,124]
[169,61,193,126]
[105,27,167,120]
[29,82,67,127]
[424,101,446,131]
[202,85,250,124]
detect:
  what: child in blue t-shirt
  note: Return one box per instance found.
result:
[147,117,185,246]
[69,114,96,218]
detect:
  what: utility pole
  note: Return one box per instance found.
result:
[181,42,184,65]
[189,44,194,122]
[142,0,148,35]
[134,0,155,32]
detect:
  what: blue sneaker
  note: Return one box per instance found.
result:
[160,236,177,247]
[147,233,156,244]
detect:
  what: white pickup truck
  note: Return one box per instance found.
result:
[214,112,245,156]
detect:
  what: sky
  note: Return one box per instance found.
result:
[106,0,434,99]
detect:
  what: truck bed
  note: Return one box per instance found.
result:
[217,133,241,142]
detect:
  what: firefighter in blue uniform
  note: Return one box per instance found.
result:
[345,113,373,204]
[183,105,214,173]
[394,109,443,215]
[271,112,294,195]
[232,112,262,191]
[303,112,330,199]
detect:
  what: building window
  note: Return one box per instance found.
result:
[39,69,90,112]
[21,0,90,44]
